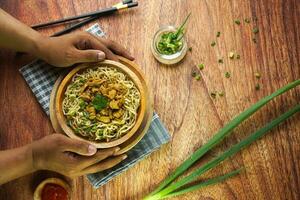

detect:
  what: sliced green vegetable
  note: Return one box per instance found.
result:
[253,27,259,34]
[254,72,261,79]
[244,18,250,23]
[216,31,221,37]
[198,64,204,70]
[234,20,241,25]
[225,72,231,78]
[218,58,223,64]
[195,74,201,81]
[211,41,216,47]
[157,13,191,55]
[255,83,260,90]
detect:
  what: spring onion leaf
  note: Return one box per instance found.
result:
[147,79,300,196]
[159,168,243,199]
[92,94,108,111]
[146,103,300,199]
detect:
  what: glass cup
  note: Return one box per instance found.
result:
[151,25,188,65]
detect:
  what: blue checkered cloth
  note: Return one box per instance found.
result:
[19,24,170,188]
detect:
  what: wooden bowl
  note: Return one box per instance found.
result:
[55,59,147,148]
[33,178,71,200]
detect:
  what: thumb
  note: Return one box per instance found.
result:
[62,137,97,156]
[75,50,105,63]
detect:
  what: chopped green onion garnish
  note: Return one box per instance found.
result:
[191,71,197,77]
[211,41,216,47]
[253,27,259,34]
[225,72,231,78]
[219,91,225,97]
[236,54,240,59]
[188,47,192,52]
[218,58,223,63]
[254,72,261,79]
[216,32,221,37]
[198,64,204,70]
[255,83,260,90]
[210,92,217,98]
[195,74,201,80]
[244,18,250,23]
[234,20,241,25]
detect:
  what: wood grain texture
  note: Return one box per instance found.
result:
[0,0,299,199]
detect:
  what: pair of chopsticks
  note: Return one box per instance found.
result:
[31,0,138,36]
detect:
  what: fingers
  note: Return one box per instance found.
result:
[87,36,119,61]
[75,49,105,63]
[86,33,134,61]
[80,154,127,175]
[103,39,134,61]
[60,136,97,156]
[79,147,120,167]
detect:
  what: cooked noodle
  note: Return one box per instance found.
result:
[62,66,140,142]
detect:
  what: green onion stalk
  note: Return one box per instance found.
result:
[144,79,300,200]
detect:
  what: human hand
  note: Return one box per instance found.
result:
[35,32,134,67]
[31,134,126,177]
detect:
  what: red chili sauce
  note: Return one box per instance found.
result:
[41,183,68,200]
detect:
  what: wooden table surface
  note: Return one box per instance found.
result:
[0,0,299,199]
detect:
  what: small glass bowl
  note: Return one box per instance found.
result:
[151,25,188,65]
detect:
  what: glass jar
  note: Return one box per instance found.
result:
[151,25,188,65]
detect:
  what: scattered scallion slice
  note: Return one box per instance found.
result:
[198,64,204,70]
[225,72,231,78]
[234,19,241,25]
[254,72,261,79]
[216,31,221,37]
[218,58,223,63]
[253,27,259,34]
[255,83,260,90]
[244,18,250,23]
[195,74,201,81]
[211,41,216,47]
[210,92,217,98]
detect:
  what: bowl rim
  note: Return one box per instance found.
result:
[55,60,147,148]
[33,178,71,200]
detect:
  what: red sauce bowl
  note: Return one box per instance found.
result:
[33,178,70,200]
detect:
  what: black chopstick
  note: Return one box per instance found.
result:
[32,7,117,29]
[51,15,99,36]
[32,1,136,29]
[51,2,138,37]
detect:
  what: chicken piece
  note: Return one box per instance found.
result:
[100,109,109,116]
[113,109,124,118]
[97,116,111,123]
[118,97,125,107]
[91,87,99,93]
[86,106,96,119]
[100,85,108,95]
[109,100,120,109]
[80,84,88,93]
[87,79,105,87]
[107,89,117,99]
[80,93,91,101]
